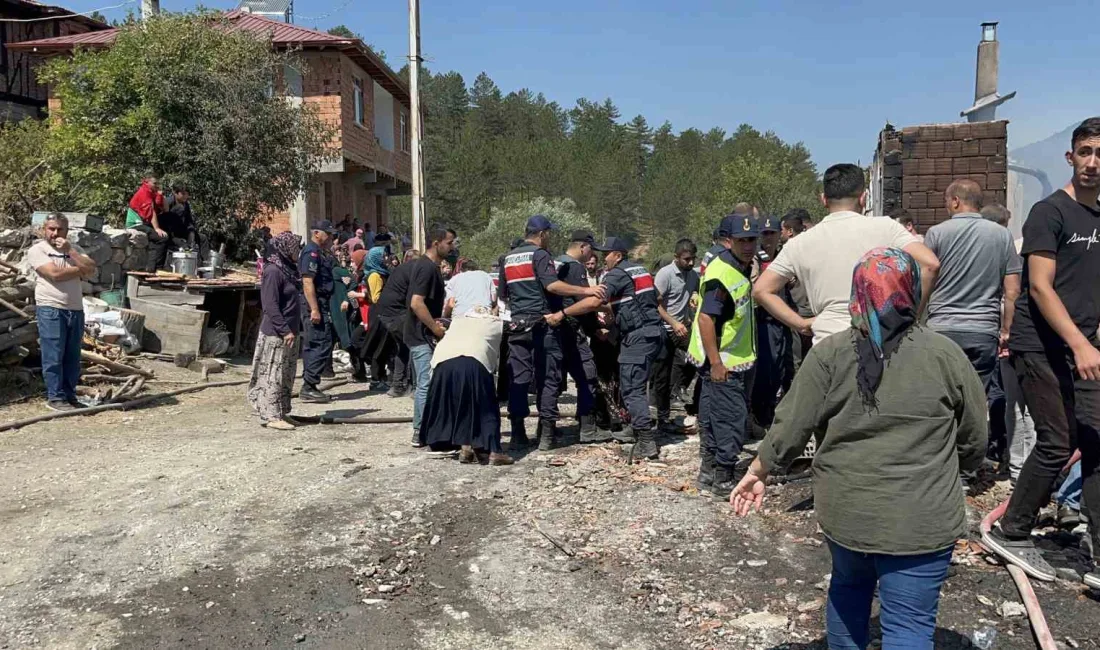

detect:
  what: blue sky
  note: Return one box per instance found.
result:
[66,0,1096,170]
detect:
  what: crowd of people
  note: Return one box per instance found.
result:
[243,118,1100,647]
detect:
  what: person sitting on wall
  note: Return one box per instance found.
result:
[125,174,168,272]
[160,184,200,254]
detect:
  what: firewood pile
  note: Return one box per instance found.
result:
[0,226,154,397]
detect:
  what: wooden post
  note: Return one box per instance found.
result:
[232,291,247,356]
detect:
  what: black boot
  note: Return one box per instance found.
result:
[578,415,611,443]
[710,464,739,498]
[299,385,330,404]
[538,419,558,451]
[632,427,659,460]
[509,418,531,450]
[698,448,716,488]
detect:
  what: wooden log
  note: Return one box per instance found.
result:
[0,296,31,319]
[0,323,38,352]
[80,350,154,378]
[0,284,33,302]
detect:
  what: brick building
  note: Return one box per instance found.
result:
[872,120,1008,233]
[12,10,412,237]
[0,0,107,121]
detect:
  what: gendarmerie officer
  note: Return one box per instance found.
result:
[498,215,604,450]
[591,237,665,459]
[299,220,339,403]
[688,214,759,496]
[554,230,604,442]
[750,214,794,434]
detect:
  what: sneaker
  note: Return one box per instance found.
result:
[387,385,409,398]
[370,380,390,392]
[459,446,477,464]
[1084,570,1100,590]
[426,449,459,459]
[981,526,1057,582]
[67,398,85,409]
[411,430,425,448]
[45,400,76,412]
[299,386,331,404]
[263,419,296,431]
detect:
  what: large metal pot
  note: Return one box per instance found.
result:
[170,250,200,277]
[207,251,226,273]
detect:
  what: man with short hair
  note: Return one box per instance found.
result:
[498,216,604,451]
[982,118,1100,589]
[554,231,605,442]
[409,226,456,448]
[299,220,339,403]
[981,203,1012,228]
[161,183,199,252]
[925,179,1021,465]
[652,238,699,432]
[689,214,759,496]
[754,163,941,345]
[28,213,96,411]
[780,209,809,244]
[895,214,924,242]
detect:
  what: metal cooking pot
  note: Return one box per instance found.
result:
[170,250,200,277]
[207,251,226,272]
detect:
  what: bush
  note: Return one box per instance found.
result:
[462,196,597,268]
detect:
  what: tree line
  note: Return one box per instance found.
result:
[393,68,826,263]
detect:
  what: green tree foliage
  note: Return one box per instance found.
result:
[395,68,825,265]
[327,25,387,64]
[0,119,62,227]
[464,197,596,268]
[35,13,335,257]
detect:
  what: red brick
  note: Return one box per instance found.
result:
[969,174,988,188]
[902,159,919,176]
[968,157,988,173]
[934,159,953,174]
[943,141,962,158]
[961,140,981,157]
[953,159,970,175]
[918,159,937,175]
[934,175,953,191]
[926,141,946,158]
[979,139,1001,156]
[988,172,1007,189]
[989,156,1007,173]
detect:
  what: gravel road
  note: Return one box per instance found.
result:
[0,361,1097,649]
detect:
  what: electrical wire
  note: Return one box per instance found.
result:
[296,0,353,25]
[0,0,136,23]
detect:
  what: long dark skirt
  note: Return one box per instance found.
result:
[421,356,503,454]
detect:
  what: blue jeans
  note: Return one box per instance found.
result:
[826,540,953,650]
[36,306,84,403]
[410,343,434,432]
[1057,461,1082,511]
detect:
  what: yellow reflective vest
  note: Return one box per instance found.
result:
[687,252,756,372]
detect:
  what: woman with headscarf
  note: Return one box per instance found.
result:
[420,307,514,466]
[349,246,394,389]
[730,248,987,650]
[248,232,303,431]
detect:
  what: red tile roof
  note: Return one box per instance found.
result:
[9,10,409,104]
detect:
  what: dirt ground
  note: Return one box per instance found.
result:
[1,360,1098,650]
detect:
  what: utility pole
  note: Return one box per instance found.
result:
[141,0,160,20]
[408,0,426,252]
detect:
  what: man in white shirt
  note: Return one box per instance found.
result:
[27,213,97,411]
[753,163,940,344]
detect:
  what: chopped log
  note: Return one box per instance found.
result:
[0,323,37,352]
[0,313,29,332]
[0,297,31,319]
[80,350,154,378]
[0,346,29,365]
[0,284,33,302]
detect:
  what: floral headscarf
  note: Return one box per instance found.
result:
[268,231,302,270]
[849,247,921,407]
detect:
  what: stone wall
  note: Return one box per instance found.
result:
[1,226,150,298]
[877,121,1008,233]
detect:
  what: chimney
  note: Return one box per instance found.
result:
[961,22,1016,123]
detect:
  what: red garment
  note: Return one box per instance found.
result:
[128,180,165,223]
[357,283,370,323]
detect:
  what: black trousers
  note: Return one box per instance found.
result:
[300,301,335,389]
[941,330,1006,457]
[561,323,596,417]
[619,331,663,432]
[650,328,694,422]
[1001,349,1100,558]
[700,371,750,468]
[508,322,563,424]
[751,316,793,429]
[590,333,623,430]
[132,223,169,272]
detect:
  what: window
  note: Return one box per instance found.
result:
[323,181,334,221]
[353,77,364,126]
[400,112,410,152]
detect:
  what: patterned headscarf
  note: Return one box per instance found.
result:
[849,247,921,407]
[268,231,302,270]
[365,245,390,277]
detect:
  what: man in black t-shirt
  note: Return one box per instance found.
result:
[373,259,416,397]
[408,226,456,447]
[983,117,1100,590]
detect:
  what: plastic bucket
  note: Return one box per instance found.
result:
[99,288,125,307]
